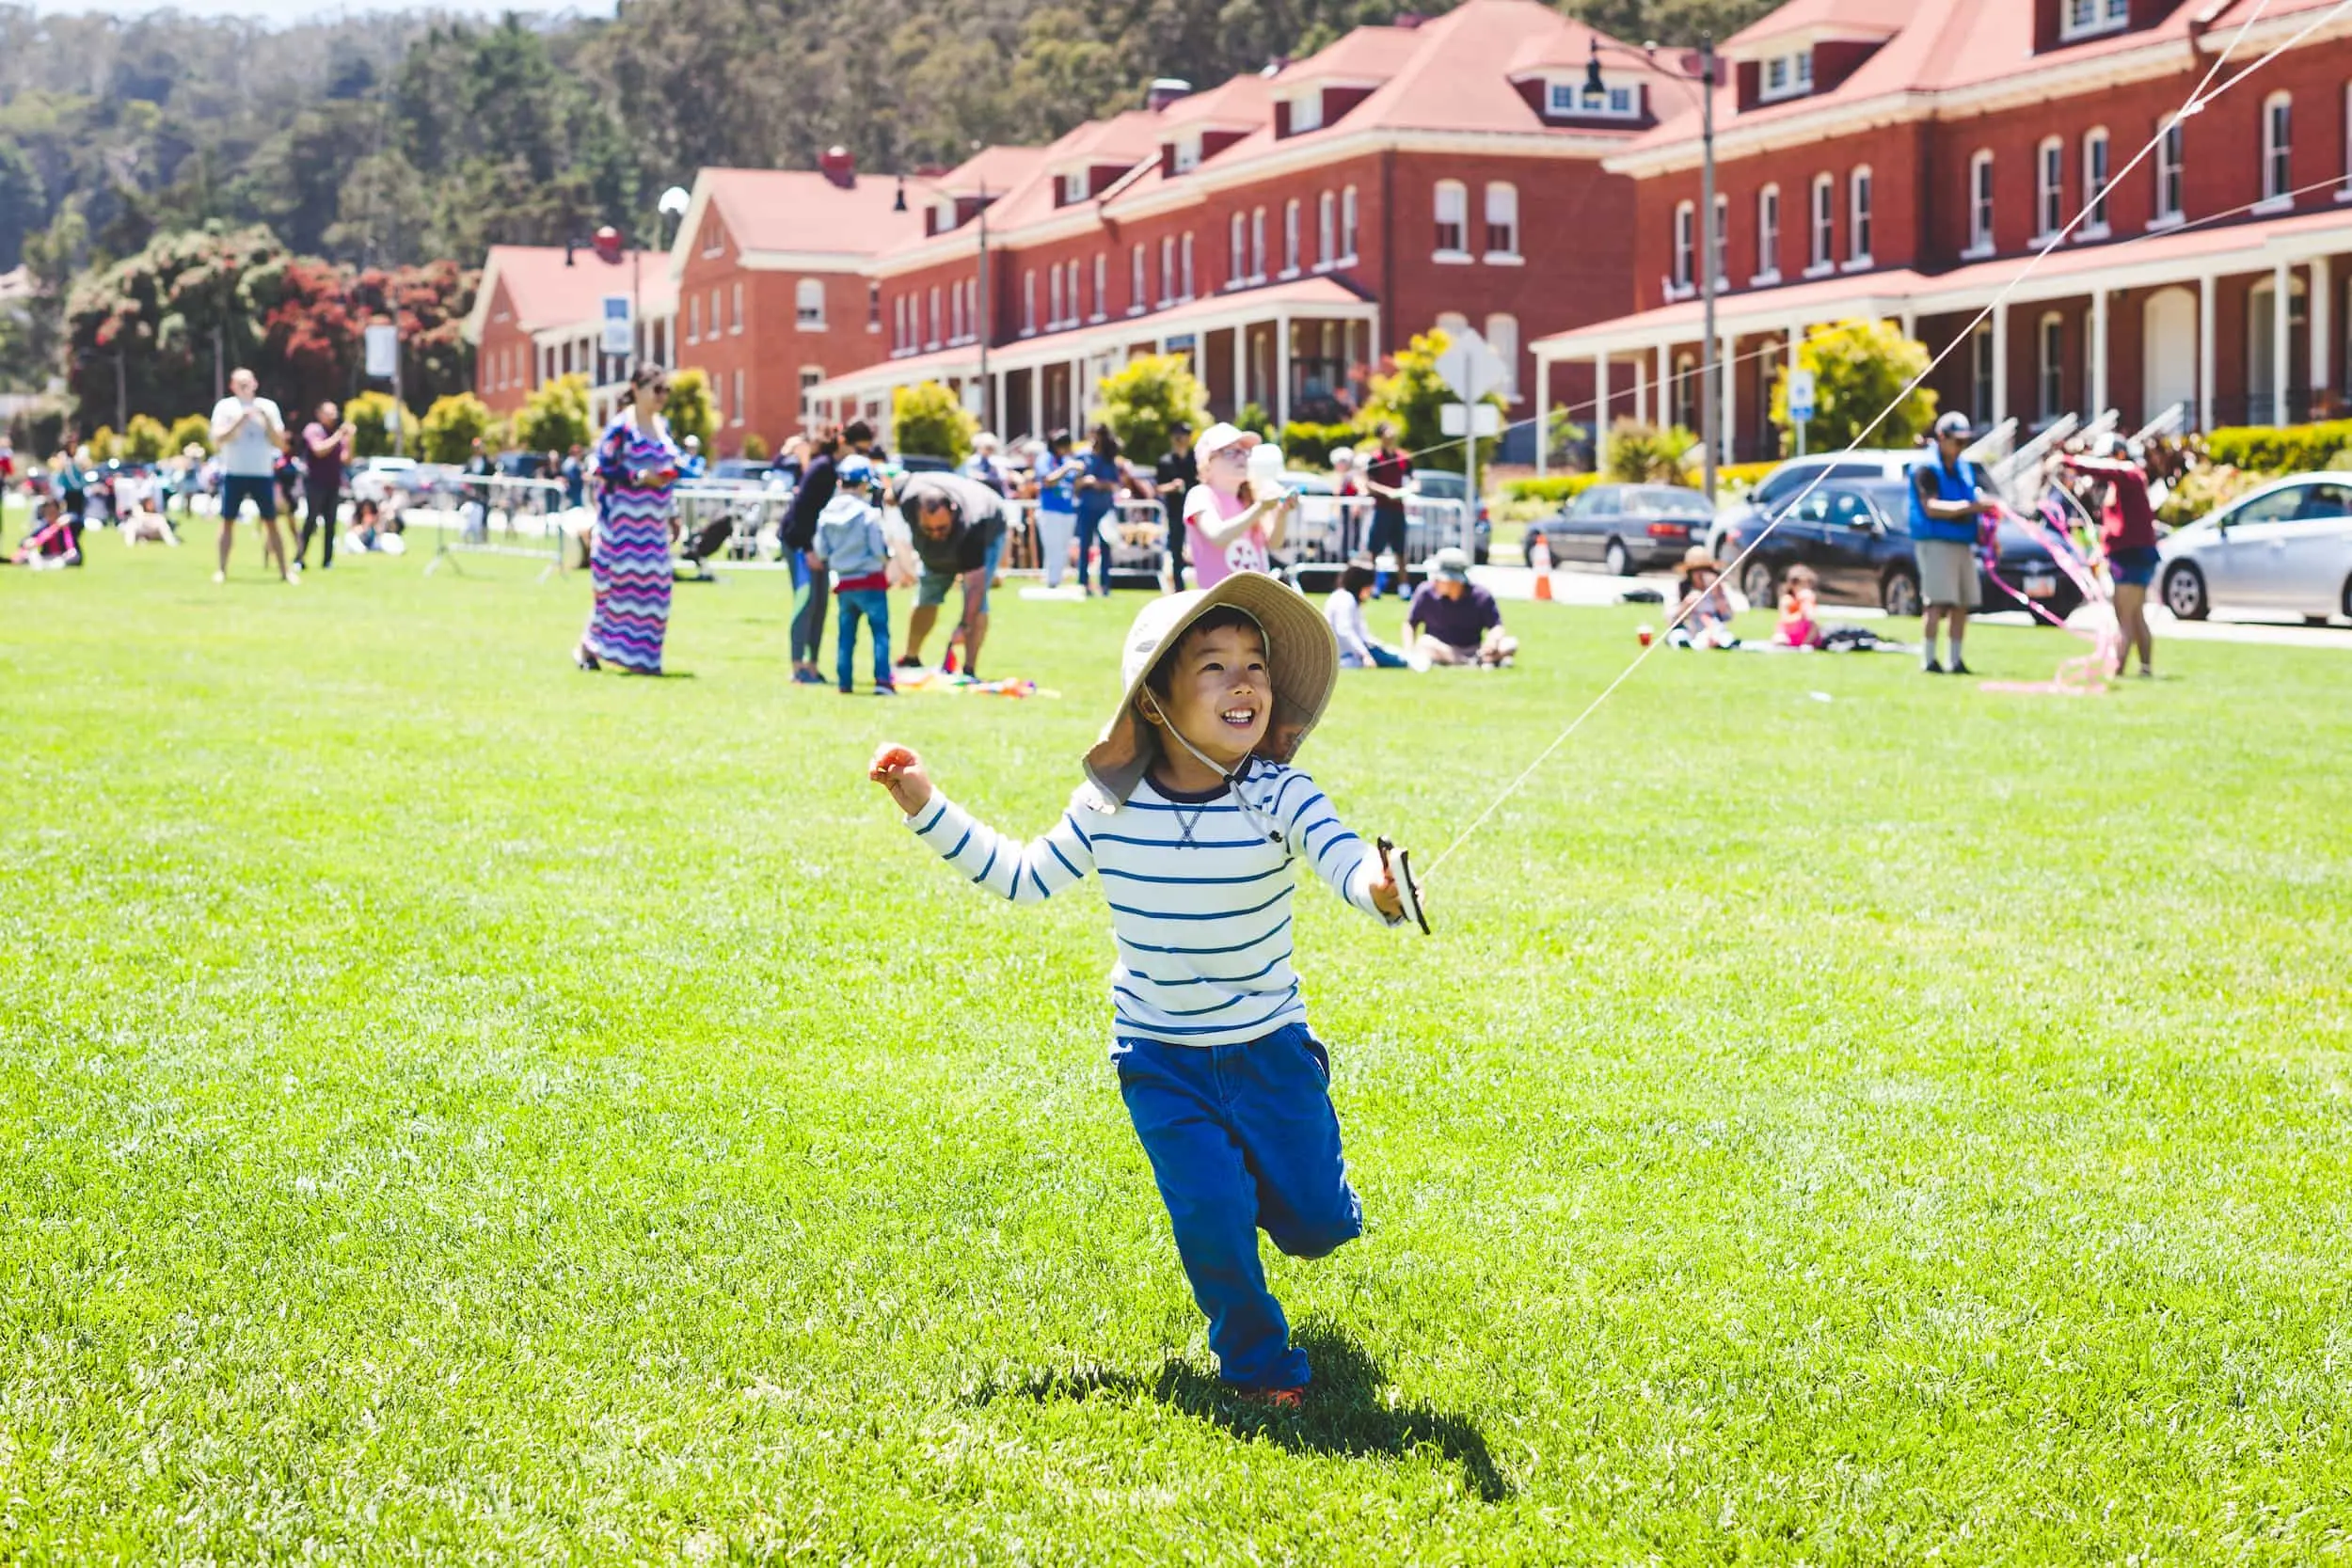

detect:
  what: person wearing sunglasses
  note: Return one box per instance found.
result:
[575,363,682,674]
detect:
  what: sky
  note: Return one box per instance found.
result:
[30,0,581,22]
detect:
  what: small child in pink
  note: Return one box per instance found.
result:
[1182,422,1292,588]
[1774,564,1823,648]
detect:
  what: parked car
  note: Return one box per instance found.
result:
[709,457,770,483]
[350,456,420,505]
[897,453,954,475]
[1706,449,1923,558]
[1716,479,2082,622]
[2157,472,2352,624]
[1523,483,1713,575]
[1408,469,1491,563]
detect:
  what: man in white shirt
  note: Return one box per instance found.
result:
[209,366,290,583]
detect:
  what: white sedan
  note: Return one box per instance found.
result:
[2159,472,2352,624]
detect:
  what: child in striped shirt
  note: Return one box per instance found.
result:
[869,573,1410,1404]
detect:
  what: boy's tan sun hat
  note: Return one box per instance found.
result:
[1083,571,1338,807]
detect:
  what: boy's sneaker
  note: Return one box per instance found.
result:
[791,668,825,686]
[1242,1386,1305,1412]
[1921,658,1945,674]
[837,685,854,695]
[874,685,897,696]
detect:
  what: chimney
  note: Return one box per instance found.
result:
[818,145,856,189]
[1147,77,1193,112]
[1395,11,1425,26]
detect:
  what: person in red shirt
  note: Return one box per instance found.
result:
[2059,436,2159,679]
[1360,424,1413,598]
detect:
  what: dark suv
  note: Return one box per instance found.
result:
[1706,450,1922,559]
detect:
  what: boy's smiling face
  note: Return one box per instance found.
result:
[1151,620,1271,772]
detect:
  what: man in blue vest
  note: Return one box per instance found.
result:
[1907,411,1999,675]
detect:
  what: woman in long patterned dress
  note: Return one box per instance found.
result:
[575,364,680,674]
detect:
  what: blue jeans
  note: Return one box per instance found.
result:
[834,586,893,691]
[1076,503,1114,594]
[1113,1024,1362,1389]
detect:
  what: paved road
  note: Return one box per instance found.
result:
[1471,564,2352,651]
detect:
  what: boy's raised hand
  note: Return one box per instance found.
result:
[868,743,934,816]
[1366,857,1406,921]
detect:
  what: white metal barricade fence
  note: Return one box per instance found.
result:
[675,479,798,576]
[421,475,573,578]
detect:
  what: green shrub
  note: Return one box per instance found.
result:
[739,432,771,462]
[120,414,171,462]
[1233,402,1278,441]
[1094,355,1209,466]
[2156,464,2264,529]
[421,392,496,465]
[1716,460,1777,497]
[347,391,418,458]
[1361,329,1502,476]
[1603,419,1698,484]
[167,413,213,457]
[1501,474,1602,505]
[1768,318,1938,453]
[2204,419,2352,476]
[516,373,594,455]
[1277,420,1368,467]
[891,381,977,463]
[664,370,714,452]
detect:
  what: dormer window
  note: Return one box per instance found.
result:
[2060,0,2130,41]
[1290,92,1323,134]
[1760,50,1813,103]
[1171,135,1200,174]
[1545,79,1634,118]
[1061,171,1088,205]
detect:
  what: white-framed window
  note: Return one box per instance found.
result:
[1969,150,1995,254]
[1760,49,1813,102]
[2061,0,2130,41]
[1970,322,1994,425]
[688,294,701,343]
[732,368,745,428]
[1092,255,1106,321]
[1282,200,1301,275]
[1317,192,1335,265]
[1711,193,1728,285]
[1061,170,1087,205]
[730,281,743,334]
[1131,244,1146,313]
[1485,182,1519,259]
[1047,267,1062,329]
[2038,311,2064,422]
[710,290,721,339]
[1022,271,1036,335]
[1756,184,1780,281]
[799,367,821,423]
[866,281,881,333]
[1673,199,1694,290]
[2037,137,2065,239]
[1485,313,1518,398]
[2262,91,2292,204]
[930,286,945,347]
[1809,174,1834,270]
[1547,78,1635,117]
[1250,208,1266,279]
[950,281,964,342]
[1172,135,1200,174]
[1290,91,1322,134]
[1181,233,1195,299]
[710,371,723,425]
[891,294,905,353]
[2082,129,2111,234]
[1160,236,1176,304]
[1340,186,1359,261]
[1229,213,1247,285]
[701,214,723,258]
[1848,166,1872,264]
[2155,119,2184,223]
[1434,180,1468,256]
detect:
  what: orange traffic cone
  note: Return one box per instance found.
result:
[1530,531,1554,601]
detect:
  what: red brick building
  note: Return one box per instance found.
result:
[1532,0,2352,469]
[465,244,676,421]
[814,0,1689,446]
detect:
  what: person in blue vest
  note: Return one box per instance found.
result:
[1907,411,2000,675]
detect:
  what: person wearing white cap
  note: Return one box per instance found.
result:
[867,573,1422,1406]
[1907,411,1999,674]
[1180,423,1292,590]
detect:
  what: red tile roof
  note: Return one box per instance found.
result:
[698,167,925,258]
[472,245,674,341]
[1723,0,1911,54]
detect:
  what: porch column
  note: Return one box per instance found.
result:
[1633,351,1649,429]
[1534,357,1550,479]
[993,369,1007,435]
[1594,353,1611,472]
[2272,258,2291,425]
[2089,288,2109,417]
[1990,301,2010,428]
[1275,313,1292,428]
[2198,273,2217,431]
[1030,364,1042,437]
[2314,256,2334,405]
[1232,326,1247,418]
[1899,309,1916,344]
[1720,328,1736,463]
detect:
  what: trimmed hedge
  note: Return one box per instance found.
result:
[1278,420,1369,467]
[1502,473,1602,505]
[2206,419,2352,475]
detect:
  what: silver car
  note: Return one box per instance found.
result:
[2158,472,2352,624]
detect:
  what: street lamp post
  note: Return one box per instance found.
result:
[1589,34,1719,501]
[897,175,994,429]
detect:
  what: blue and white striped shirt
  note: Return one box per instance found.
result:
[907,762,1399,1047]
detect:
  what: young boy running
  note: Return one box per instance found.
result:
[868,574,1410,1402]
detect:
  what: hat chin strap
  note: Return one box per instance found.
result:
[1138,692,1285,847]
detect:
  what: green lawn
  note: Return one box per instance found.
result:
[4,544,2348,1562]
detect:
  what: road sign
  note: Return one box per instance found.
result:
[1787,367,1816,422]
[363,323,398,379]
[600,295,633,356]
[1439,403,1502,437]
[1435,329,1510,404]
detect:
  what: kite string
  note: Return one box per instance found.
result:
[1418,0,2318,882]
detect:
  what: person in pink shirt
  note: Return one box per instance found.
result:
[1180,422,1292,589]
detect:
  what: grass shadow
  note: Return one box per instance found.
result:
[970,1323,1511,1502]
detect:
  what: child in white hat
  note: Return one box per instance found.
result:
[868,572,1414,1404]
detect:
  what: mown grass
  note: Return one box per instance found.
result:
[3,542,2348,1562]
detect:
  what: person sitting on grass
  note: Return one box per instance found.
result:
[1667,546,1739,649]
[867,574,1412,1407]
[1406,547,1516,667]
[812,456,897,696]
[8,497,81,568]
[1326,559,1410,669]
[1774,563,1822,648]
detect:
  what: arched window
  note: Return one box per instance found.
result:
[949,280,964,342]
[1756,184,1780,281]
[1711,193,1728,285]
[1673,200,1694,290]
[1318,192,1335,265]
[928,286,942,348]
[2078,129,2111,234]
[1230,213,1246,285]
[732,281,744,334]
[891,294,906,353]
[796,278,824,330]
[689,294,701,343]
[1848,166,1872,264]
[1485,313,1518,398]
[1282,200,1301,275]
[1485,182,1518,258]
[1093,254,1106,321]
[1340,186,1359,261]
[1810,173,1834,269]
[1250,208,1266,279]
[2036,136,2064,238]
[1969,150,1995,253]
[1047,267,1062,329]
[2038,310,2065,422]
[2262,91,2292,203]
[1433,180,1468,255]
[1160,236,1176,303]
